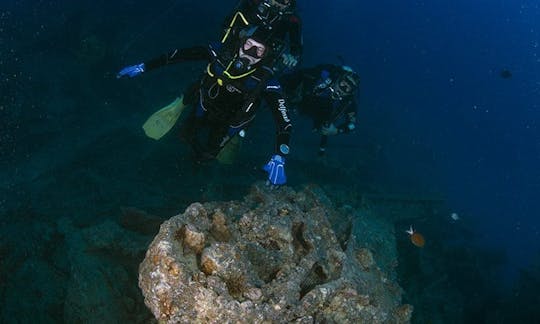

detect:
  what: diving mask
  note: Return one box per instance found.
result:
[238,38,267,65]
[229,38,267,75]
[332,71,359,100]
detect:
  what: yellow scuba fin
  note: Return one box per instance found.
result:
[142,96,186,140]
[216,134,243,165]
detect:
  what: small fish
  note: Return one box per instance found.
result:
[450,212,460,221]
[406,225,425,248]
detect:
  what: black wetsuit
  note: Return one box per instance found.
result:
[144,43,292,161]
[281,64,358,154]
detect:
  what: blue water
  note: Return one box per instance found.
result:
[346,3,540,319]
[300,0,540,280]
[1,0,540,322]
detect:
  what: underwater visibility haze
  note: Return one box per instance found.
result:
[1,0,539,322]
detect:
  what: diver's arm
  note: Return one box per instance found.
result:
[262,78,291,186]
[335,101,358,134]
[264,79,292,156]
[144,46,211,71]
[117,46,211,78]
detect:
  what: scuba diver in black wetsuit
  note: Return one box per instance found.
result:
[117,26,291,186]
[281,64,360,156]
[225,0,303,73]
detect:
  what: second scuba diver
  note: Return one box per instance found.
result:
[117,26,292,186]
[281,64,360,156]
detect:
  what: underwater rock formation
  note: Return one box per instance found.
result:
[58,218,152,323]
[139,182,412,323]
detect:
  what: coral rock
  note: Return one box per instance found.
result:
[139,182,411,323]
[357,248,376,270]
[210,209,232,242]
[181,224,206,254]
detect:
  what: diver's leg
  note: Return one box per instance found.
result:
[180,100,206,143]
[205,123,230,160]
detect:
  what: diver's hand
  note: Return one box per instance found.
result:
[321,123,338,136]
[263,154,286,186]
[116,63,145,78]
[281,53,298,69]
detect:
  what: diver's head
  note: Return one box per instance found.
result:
[231,27,271,74]
[332,66,360,100]
[238,26,271,64]
[238,37,268,65]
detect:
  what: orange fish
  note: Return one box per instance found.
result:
[406,225,425,248]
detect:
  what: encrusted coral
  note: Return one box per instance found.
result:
[357,248,376,270]
[139,182,412,323]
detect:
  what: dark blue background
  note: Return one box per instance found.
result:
[297,0,540,280]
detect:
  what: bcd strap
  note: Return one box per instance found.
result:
[222,11,249,44]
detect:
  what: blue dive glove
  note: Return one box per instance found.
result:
[263,154,286,185]
[116,63,145,78]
